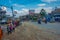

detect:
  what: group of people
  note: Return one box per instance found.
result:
[7,23,15,35]
[37,17,47,24]
[0,20,20,40]
[7,20,20,34]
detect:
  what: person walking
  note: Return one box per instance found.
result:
[14,20,17,27]
[43,17,47,24]
[7,25,11,35]
[0,26,3,40]
[38,18,41,24]
[7,24,13,34]
[9,24,13,33]
[44,17,47,24]
[12,24,15,32]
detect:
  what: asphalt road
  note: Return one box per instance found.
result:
[26,21,60,34]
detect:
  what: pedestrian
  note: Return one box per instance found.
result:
[12,24,15,32]
[9,24,13,33]
[45,19,47,24]
[44,18,47,24]
[17,20,19,26]
[7,25,11,35]
[43,17,47,24]
[7,24,13,34]
[14,21,17,27]
[38,18,41,24]
[0,26,3,40]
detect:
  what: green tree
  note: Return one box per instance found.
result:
[40,9,46,18]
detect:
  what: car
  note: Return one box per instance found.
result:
[54,15,60,22]
[0,20,7,24]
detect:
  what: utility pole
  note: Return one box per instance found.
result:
[11,6,14,18]
[0,5,14,18]
[0,5,15,24]
[11,6,15,25]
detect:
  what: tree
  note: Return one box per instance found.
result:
[40,9,46,18]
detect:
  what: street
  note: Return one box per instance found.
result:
[2,21,60,40]
[27,21,60,34]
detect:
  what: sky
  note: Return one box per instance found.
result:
[0,0,60,17]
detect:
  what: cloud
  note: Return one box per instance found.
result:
[14,9,18,12]
[35,7,44,13]
[35,7,53,13]
[13,4,25,7]
[44,7,53,13]
[37,4,46,6]
[41,0,57,3]
[19,8,29,15]
[22,8,29,12]
[13,8,29,17]
[1,6,7,11]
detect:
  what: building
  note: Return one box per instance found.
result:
[0,7,7,24]
[51,8,60,22]
[29,10,35,15]
[0,7,6,20]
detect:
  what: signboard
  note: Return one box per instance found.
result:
[29,10,35,15]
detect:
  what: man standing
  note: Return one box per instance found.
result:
[38,18,41,24]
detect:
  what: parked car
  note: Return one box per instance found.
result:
[0,20,7,24]
[54,15,60,22]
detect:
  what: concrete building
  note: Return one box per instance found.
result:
[51,8,60,22]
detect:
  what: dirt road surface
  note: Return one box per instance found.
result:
[3,22,60,40]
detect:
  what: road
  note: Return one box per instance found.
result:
[2,21,60,40]
[27,21,60,34]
